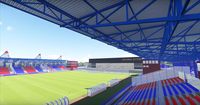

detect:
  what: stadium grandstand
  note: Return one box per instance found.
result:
[1,0,200,105]
[0,51,78,76]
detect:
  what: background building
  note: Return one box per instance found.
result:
[88,57,142,73]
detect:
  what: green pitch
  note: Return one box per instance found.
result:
[0,71,129,105]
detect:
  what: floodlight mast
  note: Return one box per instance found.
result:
[57,56,62,60]
[0,51,10,58]
[35,54,41,59]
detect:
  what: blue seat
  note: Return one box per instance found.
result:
[180,83,192,94]
[52,66,62,71]
[171,84,179,95]
[137,88,147,102]
[125,89,137,103]
[144,86,150,99]
[175,84,185,94]
[35,66,43,72]
[153,86,156,98]
[166,85,173,96]
[185,83,199,93]
[162,86,167,97]
[150,87,155,99]
[114,88,132,104]
[13,66,24,74]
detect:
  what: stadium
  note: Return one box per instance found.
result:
[0,0,200,105]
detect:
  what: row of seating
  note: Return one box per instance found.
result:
[24,66,37,74]
[13,66,24,74]
[51,65,62,71]
[0,65,68,76]
[105,77,200,105]
[161,77,200,105]
[0,67,10,75]
[113,82,157,105]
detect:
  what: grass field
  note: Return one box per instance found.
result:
[0,70,130,105]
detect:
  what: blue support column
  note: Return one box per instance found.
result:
[190,61,199,78]
[12,63,15,67]
[3,62,6,67]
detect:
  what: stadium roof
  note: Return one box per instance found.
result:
[0,57,66,63]
[1,0,200,61]
[0,51,65,63]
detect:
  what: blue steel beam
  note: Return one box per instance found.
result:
[184,0,200,14]
[108,24,164,36]
[83,0,140,47]
[160,0,190,58]
[114,40,200,45]
[127,1,147,41]
[128,0,156,21]
[61,0,126,27]
[76,3,125,27]
[79,13,200,28]
[35,0,124,45]
[169,20,199,50]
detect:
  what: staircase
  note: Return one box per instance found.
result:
[106,77,200,105]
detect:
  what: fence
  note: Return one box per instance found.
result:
[46,96,69,105]
[108,79,120,87]
[87,83,107,97]
[132,66,200,88]
[184,72,200,90]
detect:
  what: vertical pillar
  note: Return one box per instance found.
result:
[190,61,199,78]
[3,62,6,67]
[12,62,15,67]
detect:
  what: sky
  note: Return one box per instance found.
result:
[0,4,137,62]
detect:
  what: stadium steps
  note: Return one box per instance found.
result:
[24,66,37,74]
[113,87,135,105]
[0,67,10,75]
[111,82,156,105]
[161,77,200,105]
[105,77,200,105]
[9,65,16,74]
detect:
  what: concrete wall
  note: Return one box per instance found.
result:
[197,62,200,71]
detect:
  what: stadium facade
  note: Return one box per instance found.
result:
[88,57,142,73]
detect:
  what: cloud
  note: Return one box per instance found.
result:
[6,26,13,31]
[0,21,2,26]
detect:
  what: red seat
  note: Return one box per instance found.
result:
[24,66,36,73]
[165,97,170,105]
[0,67,10,75]
[59,66,66,70]
[185,96,196,105]
[147,99,151,105]
[152,98,156,105]
[194,95,200,103]
[171,96,178,105]
[177,96,186,105]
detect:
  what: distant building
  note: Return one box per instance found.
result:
[88,57,143,73]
